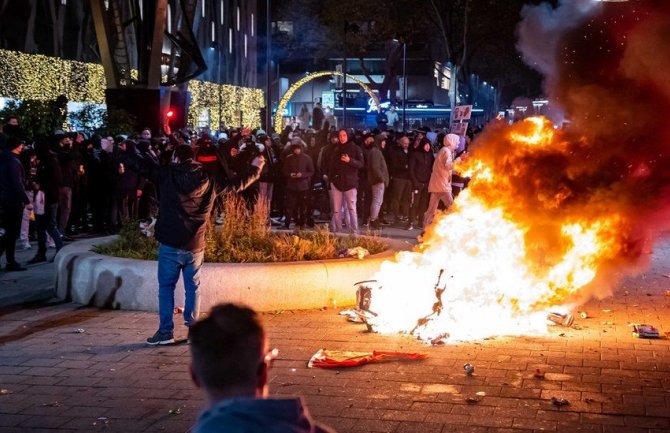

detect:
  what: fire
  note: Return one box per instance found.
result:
[366,117,624,342]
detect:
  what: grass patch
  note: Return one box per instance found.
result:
[94,192,388,263]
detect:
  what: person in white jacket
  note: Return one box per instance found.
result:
[423,133,460,227]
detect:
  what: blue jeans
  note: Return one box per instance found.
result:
[330,186,358,234]
[157,244,204,334]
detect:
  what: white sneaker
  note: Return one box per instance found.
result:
[19,243,32,250]
[48,243,56,249]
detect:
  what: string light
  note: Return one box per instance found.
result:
[188,80,264,129]
[0,49,264,129]
[274,71,380,134]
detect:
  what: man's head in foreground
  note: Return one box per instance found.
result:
[188,304,271,403]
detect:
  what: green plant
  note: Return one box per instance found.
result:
[96,193,388,263]
[93,222,158,260]
[68,103,106,135]
[0,99,65,141]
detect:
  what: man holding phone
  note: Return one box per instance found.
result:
[327,129,364,234]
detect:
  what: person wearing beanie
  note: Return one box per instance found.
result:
[282,142,314,229]
[0,135,30,271]
[424,133,460,228]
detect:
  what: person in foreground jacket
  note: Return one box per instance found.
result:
[122,144,264,345]
[189,303,336,433]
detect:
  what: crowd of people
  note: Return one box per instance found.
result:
[0,113,472,271]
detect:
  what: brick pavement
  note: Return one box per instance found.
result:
[0,238,669,432]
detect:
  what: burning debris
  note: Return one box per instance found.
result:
[348,1,670,343]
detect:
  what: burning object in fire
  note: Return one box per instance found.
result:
[631,324,660,339]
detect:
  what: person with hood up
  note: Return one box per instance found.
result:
[366,134,389,230]
[423,133,460,228]
[282,142,314,229]
[328,129,364,234]
[407,137,434,230]
[189,303,336,433]
[121,144,264,345]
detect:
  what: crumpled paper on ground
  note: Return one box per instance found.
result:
[338,247,369,259]
[308,349,428,368]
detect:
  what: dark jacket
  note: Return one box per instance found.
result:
[282,152,314,191]
[367,145,389,187]
[409,149,434,187]
[328,141,364,191]
[36,150,63,205]
[0,149,30,209]
[194,397,336,433]
[389,146,410,179]
[125,153,260,252]
[57,149,78,188]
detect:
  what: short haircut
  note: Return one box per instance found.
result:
[189,304,265,391]
[174,144,194,162]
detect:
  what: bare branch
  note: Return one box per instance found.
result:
[429,0,451,60]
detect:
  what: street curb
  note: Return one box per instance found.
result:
[54,235,411,312]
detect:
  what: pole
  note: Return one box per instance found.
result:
[342,23,347,130]
[265,0,271,131]
[402,42,407,132]
[218,46,222,128]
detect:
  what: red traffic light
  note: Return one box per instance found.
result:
[166,110,174,118]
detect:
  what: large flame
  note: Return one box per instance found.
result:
[368,118,622,341]
[365,1,670,342]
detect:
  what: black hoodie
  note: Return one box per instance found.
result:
[124,153,259,252]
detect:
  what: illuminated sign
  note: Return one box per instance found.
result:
[367,97,390,113]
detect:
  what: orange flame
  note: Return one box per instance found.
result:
[368,117,624,342]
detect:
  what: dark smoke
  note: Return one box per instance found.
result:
[468,1,670,303]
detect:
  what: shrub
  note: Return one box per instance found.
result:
[94,193,388,262]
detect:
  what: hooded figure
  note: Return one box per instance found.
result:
[424,133,460,228]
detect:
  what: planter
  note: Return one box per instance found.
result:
[54,235,411,312]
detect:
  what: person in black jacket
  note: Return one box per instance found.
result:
[388,136,412,223]
[407,138,434,230]
[282,143,314,229]
[0,135,30,271]
[122,144,264,345]
[28,139,64,264]
[328,129,364,234]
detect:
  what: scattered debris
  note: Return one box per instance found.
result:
[0,388,10,395]
[307,349,428,368]
[463,363,475,375]
[74,329,85,334]
[43,401,61,407]
[465,397,480,404]
[572,324,584,330]
[174,307,184,314]
[631,324,660,339]
[558,333,566,337]
[579,311,588,319]
[551,397,570,407]
[429,333,450,345]
[475,391,486,397]
[338,247,370,259]
[168,408,181,415]
[584,398,595,404]
[547,312,574,327]
[602,309,611,313]
[534,369,545,379]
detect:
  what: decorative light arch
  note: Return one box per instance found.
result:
[274,71,380,133]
